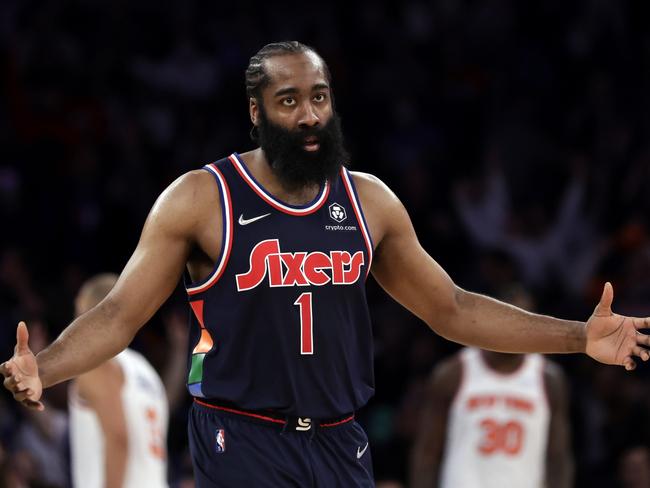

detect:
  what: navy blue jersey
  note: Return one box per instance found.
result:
[184,153,375,418]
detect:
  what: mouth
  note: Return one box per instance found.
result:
[303,136,320,152]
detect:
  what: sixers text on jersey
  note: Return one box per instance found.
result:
[236,239,364,290]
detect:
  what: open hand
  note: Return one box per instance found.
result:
[586,283,650,370]
[0,322,44,410]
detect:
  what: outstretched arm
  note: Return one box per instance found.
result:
[2,170,220,408]
[354,172,650,367]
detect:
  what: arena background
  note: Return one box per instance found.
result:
[1,1,650,486]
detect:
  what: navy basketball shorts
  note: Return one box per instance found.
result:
[188,400,374,487]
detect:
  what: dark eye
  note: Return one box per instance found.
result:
[313,93,326,102]
[282,97,296,106]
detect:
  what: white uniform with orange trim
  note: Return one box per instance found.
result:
[439,348,550,488]
[69,348,169,488]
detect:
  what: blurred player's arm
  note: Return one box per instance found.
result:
[543,361,573,488]
[410,356,461,488]
[76,361,128,488]
[2,170,220,408]
[162,309,190,411]
[353,172,650,368]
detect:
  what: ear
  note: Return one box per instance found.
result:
[249,98,259,127]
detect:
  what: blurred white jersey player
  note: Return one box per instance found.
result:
[442,348,549,487]
[411,288,573,488]
[69,274,169,488]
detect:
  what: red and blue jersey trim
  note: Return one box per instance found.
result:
[340,168,374,277]
[229,153,330,216]
[186,163,234,296]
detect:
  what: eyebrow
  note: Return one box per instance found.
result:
[274,87,298,97]
[273,83,330,97]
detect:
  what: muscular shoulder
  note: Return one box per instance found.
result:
[349,171,400,208]
[147,169,220,236]
[153,169,218,218]
[349,171,408,248]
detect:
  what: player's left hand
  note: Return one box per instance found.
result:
[0,322,44,410]
[585,282,650,370]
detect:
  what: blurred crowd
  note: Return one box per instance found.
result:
[1,0,650,486]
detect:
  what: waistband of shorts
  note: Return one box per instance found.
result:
[193,397,355,431]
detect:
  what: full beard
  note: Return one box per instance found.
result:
[256,109,350,190]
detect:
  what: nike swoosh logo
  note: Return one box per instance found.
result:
[357,442,369,459]
[238,213,271,226]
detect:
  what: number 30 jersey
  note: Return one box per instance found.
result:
[439,348,550,488]
[184,153,375,418]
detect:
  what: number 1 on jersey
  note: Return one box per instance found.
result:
[294,292,313,355]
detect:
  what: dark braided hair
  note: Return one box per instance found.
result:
[245,41,330,101]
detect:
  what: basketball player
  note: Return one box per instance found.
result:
[69,274,168,488]
[2,42,650,487]
[410,349,573,487]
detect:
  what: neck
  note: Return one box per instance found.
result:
[480,350,525,373]
[239,148,322,205]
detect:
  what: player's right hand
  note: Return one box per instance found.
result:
[0,322,44,411]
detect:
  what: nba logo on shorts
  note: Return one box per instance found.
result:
[215,429,226,453]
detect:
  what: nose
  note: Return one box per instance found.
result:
[297,102,320,129]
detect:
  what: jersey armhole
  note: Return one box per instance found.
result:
[185,163,234,295]
[340,168,374,277]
